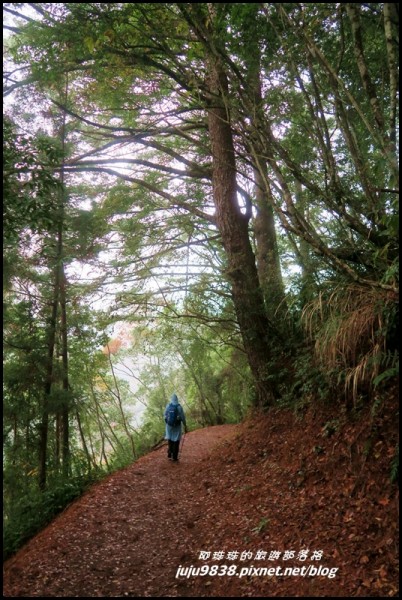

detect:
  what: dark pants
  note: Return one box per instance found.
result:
[168,439,180,460]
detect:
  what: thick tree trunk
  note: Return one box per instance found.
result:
[205,54,277,406]
[253,167,288,321]
[244,18,288,323]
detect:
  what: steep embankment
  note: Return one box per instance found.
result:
[3,390,399,597]
[184,389,399,598]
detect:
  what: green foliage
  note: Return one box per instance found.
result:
[277,348,332,411]
[3,117,61,246]
[3,470,105,562]
[373,362,399,388]
[106,441,138,472]
[252,517,269,535]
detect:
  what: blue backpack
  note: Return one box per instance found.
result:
[165,403,182,427]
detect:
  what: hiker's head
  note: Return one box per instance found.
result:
[171,393,179,404]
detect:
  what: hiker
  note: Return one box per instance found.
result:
[164,393,187,461]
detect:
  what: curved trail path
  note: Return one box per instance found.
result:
[3,425,239,597]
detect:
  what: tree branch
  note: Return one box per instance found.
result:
[63,165,217,224]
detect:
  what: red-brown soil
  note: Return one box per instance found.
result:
[3,391,399,597]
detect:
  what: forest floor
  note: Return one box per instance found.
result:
[3,387,399,597]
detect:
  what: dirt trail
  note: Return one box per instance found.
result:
[3,397,399,598]
[3,425,239,597]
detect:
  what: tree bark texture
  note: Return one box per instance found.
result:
[253,166,288,322]
[205,54,277,406]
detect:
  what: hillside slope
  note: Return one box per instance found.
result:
[3,390,399,597]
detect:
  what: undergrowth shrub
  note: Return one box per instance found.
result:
[3,469,104,562]
[302,284,399,406]
[3,428,170,562]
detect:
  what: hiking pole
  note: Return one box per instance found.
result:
[180,431,186,456]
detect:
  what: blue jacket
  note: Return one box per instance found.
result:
[164,393,186,442]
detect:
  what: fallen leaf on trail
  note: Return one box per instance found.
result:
[378,497,390,506]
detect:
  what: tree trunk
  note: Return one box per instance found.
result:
[383,3,399,188]
[60,265,70,477]
[244,14,288,323]
[205,53,277,406]
[75,409,94,470]
[39,269,60,490]
[253,166,288,321]
[58,78,70,478]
